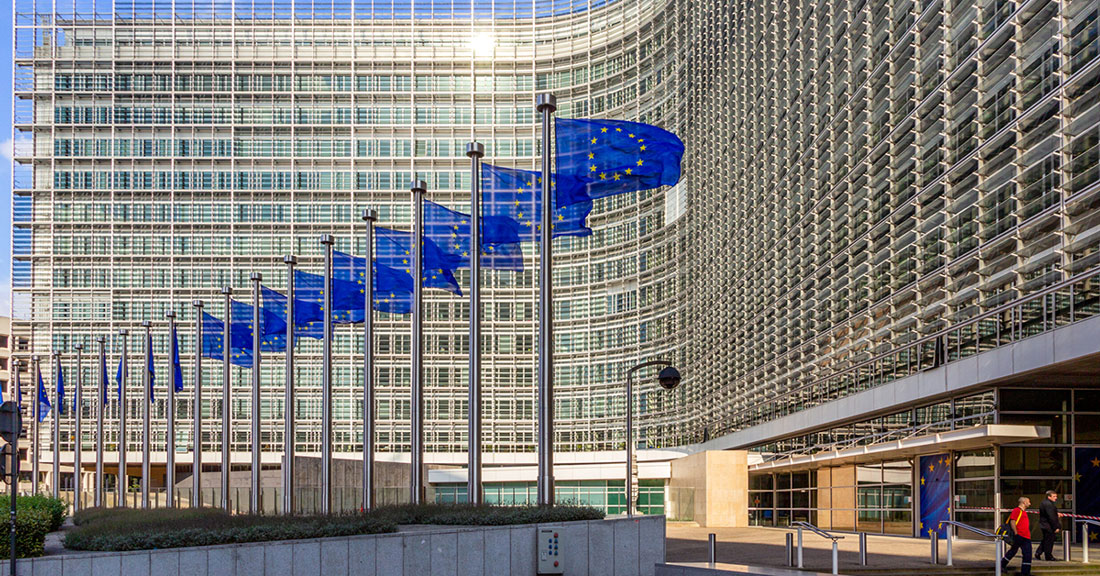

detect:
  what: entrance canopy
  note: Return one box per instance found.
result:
[749,424,1050,473]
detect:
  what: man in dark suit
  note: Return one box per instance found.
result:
[1038,490,1061,561]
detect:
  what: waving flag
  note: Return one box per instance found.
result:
[481,164,592,245]
[99,349,107,403]
[554,117,684,207]
[56,361,66,416]
[200,312,252,367]
[170,322,184,393]
[919,453,951,538]
[146,330,157,403]
[374,227,461,295]
[115,355,127,402]
[37,367,52,422]
[423,200,526,271]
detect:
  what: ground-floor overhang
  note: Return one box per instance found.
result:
[747,423,1050,473]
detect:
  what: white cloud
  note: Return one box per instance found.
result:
[0,138,12,162]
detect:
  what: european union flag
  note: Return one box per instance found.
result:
[423,200,525,271]
[481,164,592,244]
[261,285,322,341]
[55,362,66,416]
[1076,448,1100,521]
[170,322,183,393]
[375,227,462,295]
[115,355,127,401]
[201,312,253,368]
[373,264,414,314]
[145,330,156,403]
[554,117,684,206]
[293,269,368,333]
[230,299,288,355]
[37,367,51,422]
[919,453,951,538]
[100,349,108,404]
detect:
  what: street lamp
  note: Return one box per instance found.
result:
[625,361,681,517]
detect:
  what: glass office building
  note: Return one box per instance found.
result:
[10,0,1100,530]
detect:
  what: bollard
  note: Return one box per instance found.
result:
[798,527,804,568]
[786,532,795,567]
[859,532,867,566]
[931,531,939,565]
[831,540,839,576]
[1065,530,1072,562]
[947,531,953,566]
[708,533,716,565]
[995,538,1004,576]
[1086,524,1091,564]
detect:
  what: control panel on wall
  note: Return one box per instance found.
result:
[537,527,564,574]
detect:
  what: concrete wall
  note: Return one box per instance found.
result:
[0,515,665,576]
[668,451,748,528]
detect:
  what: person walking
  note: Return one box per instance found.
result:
[1038,490,1061,561]
[1002,496,1033,576]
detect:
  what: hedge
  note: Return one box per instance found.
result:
[8,494,68,531]
[371,503,606,526]
[65,503,605,552]
[10,507,53,558]
[64,508,396,552]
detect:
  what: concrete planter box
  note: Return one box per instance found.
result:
[1,515,664,576]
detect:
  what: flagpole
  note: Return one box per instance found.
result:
[192,300,204,508]
[410,180,426,505]
[320,235,334,514]
[221,286,232,512]
[32,355,39,494]
[535,93,557,506]
[118,329,128,508]
[166,310,177,508]
[282,256,296,515]
[52,351,60,500]
[74,344,83,512]
[250,272,263,515]
[466,141,484,505]
[142,321,151,510]
[360,209,377,511]
[95,337,105,508]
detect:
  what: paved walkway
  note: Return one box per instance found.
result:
[666,524,1084,572]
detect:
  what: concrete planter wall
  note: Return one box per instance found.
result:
[1,515,664,576]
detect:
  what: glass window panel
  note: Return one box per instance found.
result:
[999,413,1069,444]
[1076,415,1100,443]
[955,448,995,478]
[999,446,1070,476]
[1000,388,1070,412]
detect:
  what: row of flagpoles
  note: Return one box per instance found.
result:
[6,96,686,513]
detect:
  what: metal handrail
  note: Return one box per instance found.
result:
[942,520,1002,540]
[1077,519,1100,528]
[791,521,844,575]
[792,521,845,542]
[1080,520,1100,563]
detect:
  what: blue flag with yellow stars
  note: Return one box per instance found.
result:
[333,251,370,323]
[200,311,252,367]
[230,299,289,356]
[170,321,184,393]
[1076,448,1100,522]
[423,200,526,271]
[145,330,156,403]
[55,362,66,416]
[261,285,321,341]
[375,227,462,295]
[554,117,684,207]
[919,454,951,538]
[481,164,592,245]
[292,269,370,331]
[37,367,52,422]
[100,347,109,404]
[115,354,127,402]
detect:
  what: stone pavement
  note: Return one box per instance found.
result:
[666,524,1087,572]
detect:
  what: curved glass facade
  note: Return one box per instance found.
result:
[10,0,689,461]
[11,0,1100,473]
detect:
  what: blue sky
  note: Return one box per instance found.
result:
[1,7,12,314]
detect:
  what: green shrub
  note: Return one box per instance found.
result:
[0,494,68,532]
[64,508,396,552]
[11,507,53,558]
[371,503,605,526]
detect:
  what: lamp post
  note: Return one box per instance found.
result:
[624,361,681,517]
